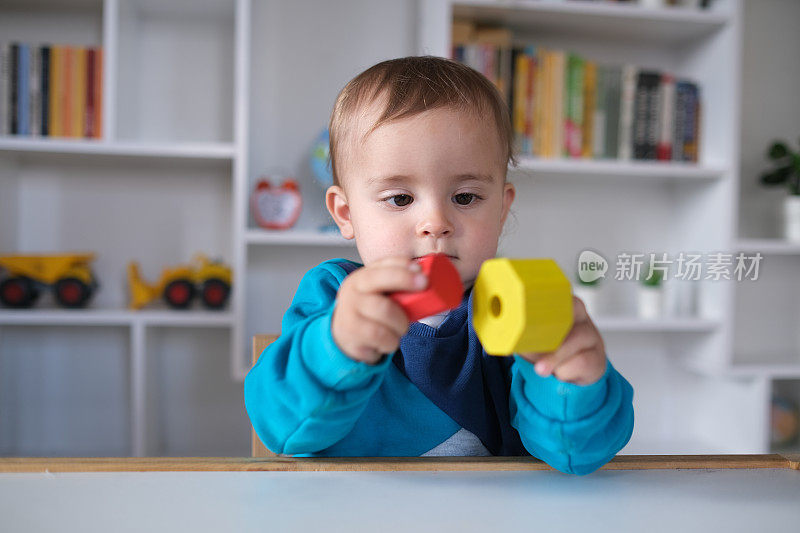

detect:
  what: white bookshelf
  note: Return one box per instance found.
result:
[245,229,354,247]
[419,0,751,455]
[0,138,236,160]
[594,316,720,334]
[0,0,248,457]
[735,238,800,255]
[512,156,727,182]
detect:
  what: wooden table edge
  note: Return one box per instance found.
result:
[0,454,798,473]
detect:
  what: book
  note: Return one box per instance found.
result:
[539,49,553,157]
[50,45,63,137]
[657,74,675,160]
[452,19,476,46]
[551,49,565,159]
[617,64,637,160]
[533,47,546,157]
[62,46,73,138]
[582,60,596,159]
[677,81,700,162]
[92,48,103,138]
[70,47,86,138]
[85,48,95,138]
[512,48,529,154]
[40,46,50,136]
[30,46,41,137]
[581,61,597,158]
[601,66,622,159]
[525,50,536,156]
[632,70,661,160]
[17,43,31,136]
[0,44,9,136]
[564,53,584,158]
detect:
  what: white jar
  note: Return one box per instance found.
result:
[783,195,800,242]
[637,285,663,319]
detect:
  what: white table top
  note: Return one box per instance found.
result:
[2,466,799,532]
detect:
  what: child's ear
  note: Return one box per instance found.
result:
[325,185,355,239]
[500,182,515,226]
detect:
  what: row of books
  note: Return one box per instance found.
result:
[0,43,104,139]
[454,42,701,162]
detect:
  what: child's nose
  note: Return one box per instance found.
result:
[416,205,453,238]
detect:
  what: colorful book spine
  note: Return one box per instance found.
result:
[633,70,661,160]
[30,46,41,137]
[539,50,552,157]
[497,45,513,105]
[657,74,675,160]
[602,66,622,159]
[524,48,536,155]
[62,46,73,137]
[93,48,103,139]
[50,45,63,137]
[551,50,565,159]
[564,53,584,158]
[40,46,50,136]
[9,44,19,134]
[0,44,9,136]
[17,43,30,136]
[679,82,700,163]
[513,48,529,154]
[85,48,95,138]
[618,65,637,160]
[70,47,86,138]
[533,48,546,157]
[581,60,596,159]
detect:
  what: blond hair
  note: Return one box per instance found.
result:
[328,56,515,186]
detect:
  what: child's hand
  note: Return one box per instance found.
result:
[517,296,607,386]
[332,257,427,364]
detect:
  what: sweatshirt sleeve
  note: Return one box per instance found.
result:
[508,356,634,475]
[244,261,393,455]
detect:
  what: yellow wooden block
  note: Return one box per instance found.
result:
[472,258,574,355]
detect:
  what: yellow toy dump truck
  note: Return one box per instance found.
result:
[127,253,232,310]
[0,253,98,309]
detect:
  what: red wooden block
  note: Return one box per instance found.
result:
[390,254,464,322]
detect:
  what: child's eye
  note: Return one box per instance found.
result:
[453,193,479,206]
[387,194,413,207]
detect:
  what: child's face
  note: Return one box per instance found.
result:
[327,105,515,287]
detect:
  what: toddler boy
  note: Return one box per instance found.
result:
[245,56,634,474]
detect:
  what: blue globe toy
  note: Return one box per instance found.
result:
[311,129,333,188]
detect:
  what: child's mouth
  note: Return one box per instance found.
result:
[413,254,458,261]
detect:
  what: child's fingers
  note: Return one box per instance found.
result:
[356,294,409,337]
[352,264,427,295]
[572,295,590,322]
[355,317,403,356]
[546,349,607,385]
[525,321,600,377]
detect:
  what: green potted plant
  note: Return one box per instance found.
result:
[759,138,800,242]
[637,264,665,319]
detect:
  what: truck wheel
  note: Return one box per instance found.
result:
[55,278,93,308]
[201,278,230,309]
[164,279,195,309]
[0,277,38,308]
